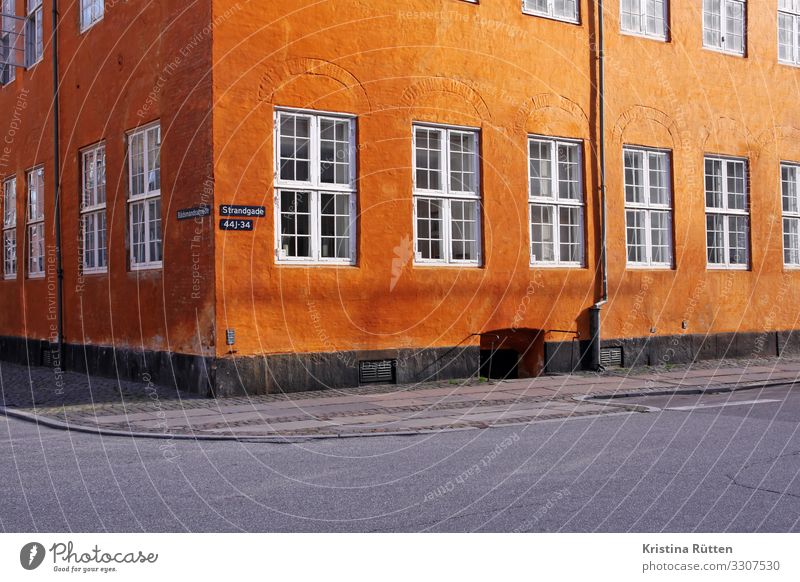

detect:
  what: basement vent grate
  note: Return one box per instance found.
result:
[359,359,397,385]
[600,347,623,368]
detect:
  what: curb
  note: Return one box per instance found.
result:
[6,378,784,442]
[580,379,797,405]
[0,398,644,443]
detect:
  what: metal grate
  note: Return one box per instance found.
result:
[359,359,396,385]
[600,347,623,368]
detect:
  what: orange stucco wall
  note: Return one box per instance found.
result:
[210,0,800,363]
[3,0,800,377]
[0,1,215,358]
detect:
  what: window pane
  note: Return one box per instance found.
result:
[3,178,15,227]
[626,209,647,263]
[648,152,670,206]
[645,0,666,37]
[703,0,722,47]
[414,128,442,191]
[726,160,746,210]
[147,127,161,194]
[97,210,107,268]
[650,210,672,265]
[529,140,553,198]
[779,13,796,62]
[416,198,443,260]
[131,201,146,265]
[704,158,724,209]
[621,0,641,33]
[279,191,312,258]
[783,165,799,214]
[147,198,162,263]
[728,214,748,265]
[559,206,582,263]
[27,168,44,221]
[450,199,478,261]
[724,0,744,53]
[28,222,43,275]
[552,0,577,20]
[784,217,800,265]
[557,143,580,200]
[706,213,725,264]
[320,192,352,259]
[320,118,351,185]
[4,229,16,276]
[449,131,477,194]
[129,132,145,197]
[279,114,311,182]
[531,204,555,263]
[624,149,645,204]
[83,213,95,269]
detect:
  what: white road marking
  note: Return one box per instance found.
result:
[667,399,782,411]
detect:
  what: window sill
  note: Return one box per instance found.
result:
[80,16,104,34]
[81,268,108,276]
[530,262,584,269]
[25,57,43,71]
[702,45,745,58]
[620,30,668,43]
[414,261,482,268]
[276,260,356,267]
[626,264,674,271]
[130,263,163,272]
[521,10,580,26]
[707,264,749,271]
[2,275,16,281]
[27,273,45,279]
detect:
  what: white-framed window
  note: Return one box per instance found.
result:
[274,108,357,264]
[705,155,749,269]
[779,0,800,65]
[623,147,673,268]
[413,123,481,265]
[127,122,162,270]
[1,0,17,85]
[620,0,668,40]
[781,162,800,266]
[528,136,584,267]
[26,166,44,278]
[25,0,42,67]
[81,142,107,273]
[80,0,104,32]
[703,0,745,56]
[3,176,16,279]
[522,0,579,24]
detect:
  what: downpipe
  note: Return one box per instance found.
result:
[590,0,608,372]
[52,0,64,366]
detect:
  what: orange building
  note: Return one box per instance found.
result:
[1,1,800,396]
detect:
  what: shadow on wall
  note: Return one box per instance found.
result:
[479,329,545,380]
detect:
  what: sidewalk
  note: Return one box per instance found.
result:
[1,356,799,440]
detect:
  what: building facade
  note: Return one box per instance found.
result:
[1,0,800,396]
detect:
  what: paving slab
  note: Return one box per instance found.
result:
[3,355,800,438]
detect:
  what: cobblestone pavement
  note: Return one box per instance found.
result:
[1,355,799,438]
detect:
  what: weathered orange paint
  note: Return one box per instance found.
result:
[2,1,799,389]
[210,0,800,370]
[0,1,215,364]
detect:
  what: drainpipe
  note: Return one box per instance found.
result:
[52,0,64,366]
[589,0,608,371]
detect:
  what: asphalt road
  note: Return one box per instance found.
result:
[1,383,799,532]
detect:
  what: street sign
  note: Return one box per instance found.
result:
[219,205,266,218]
[176,205,211,220]
[219,219,254,231]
